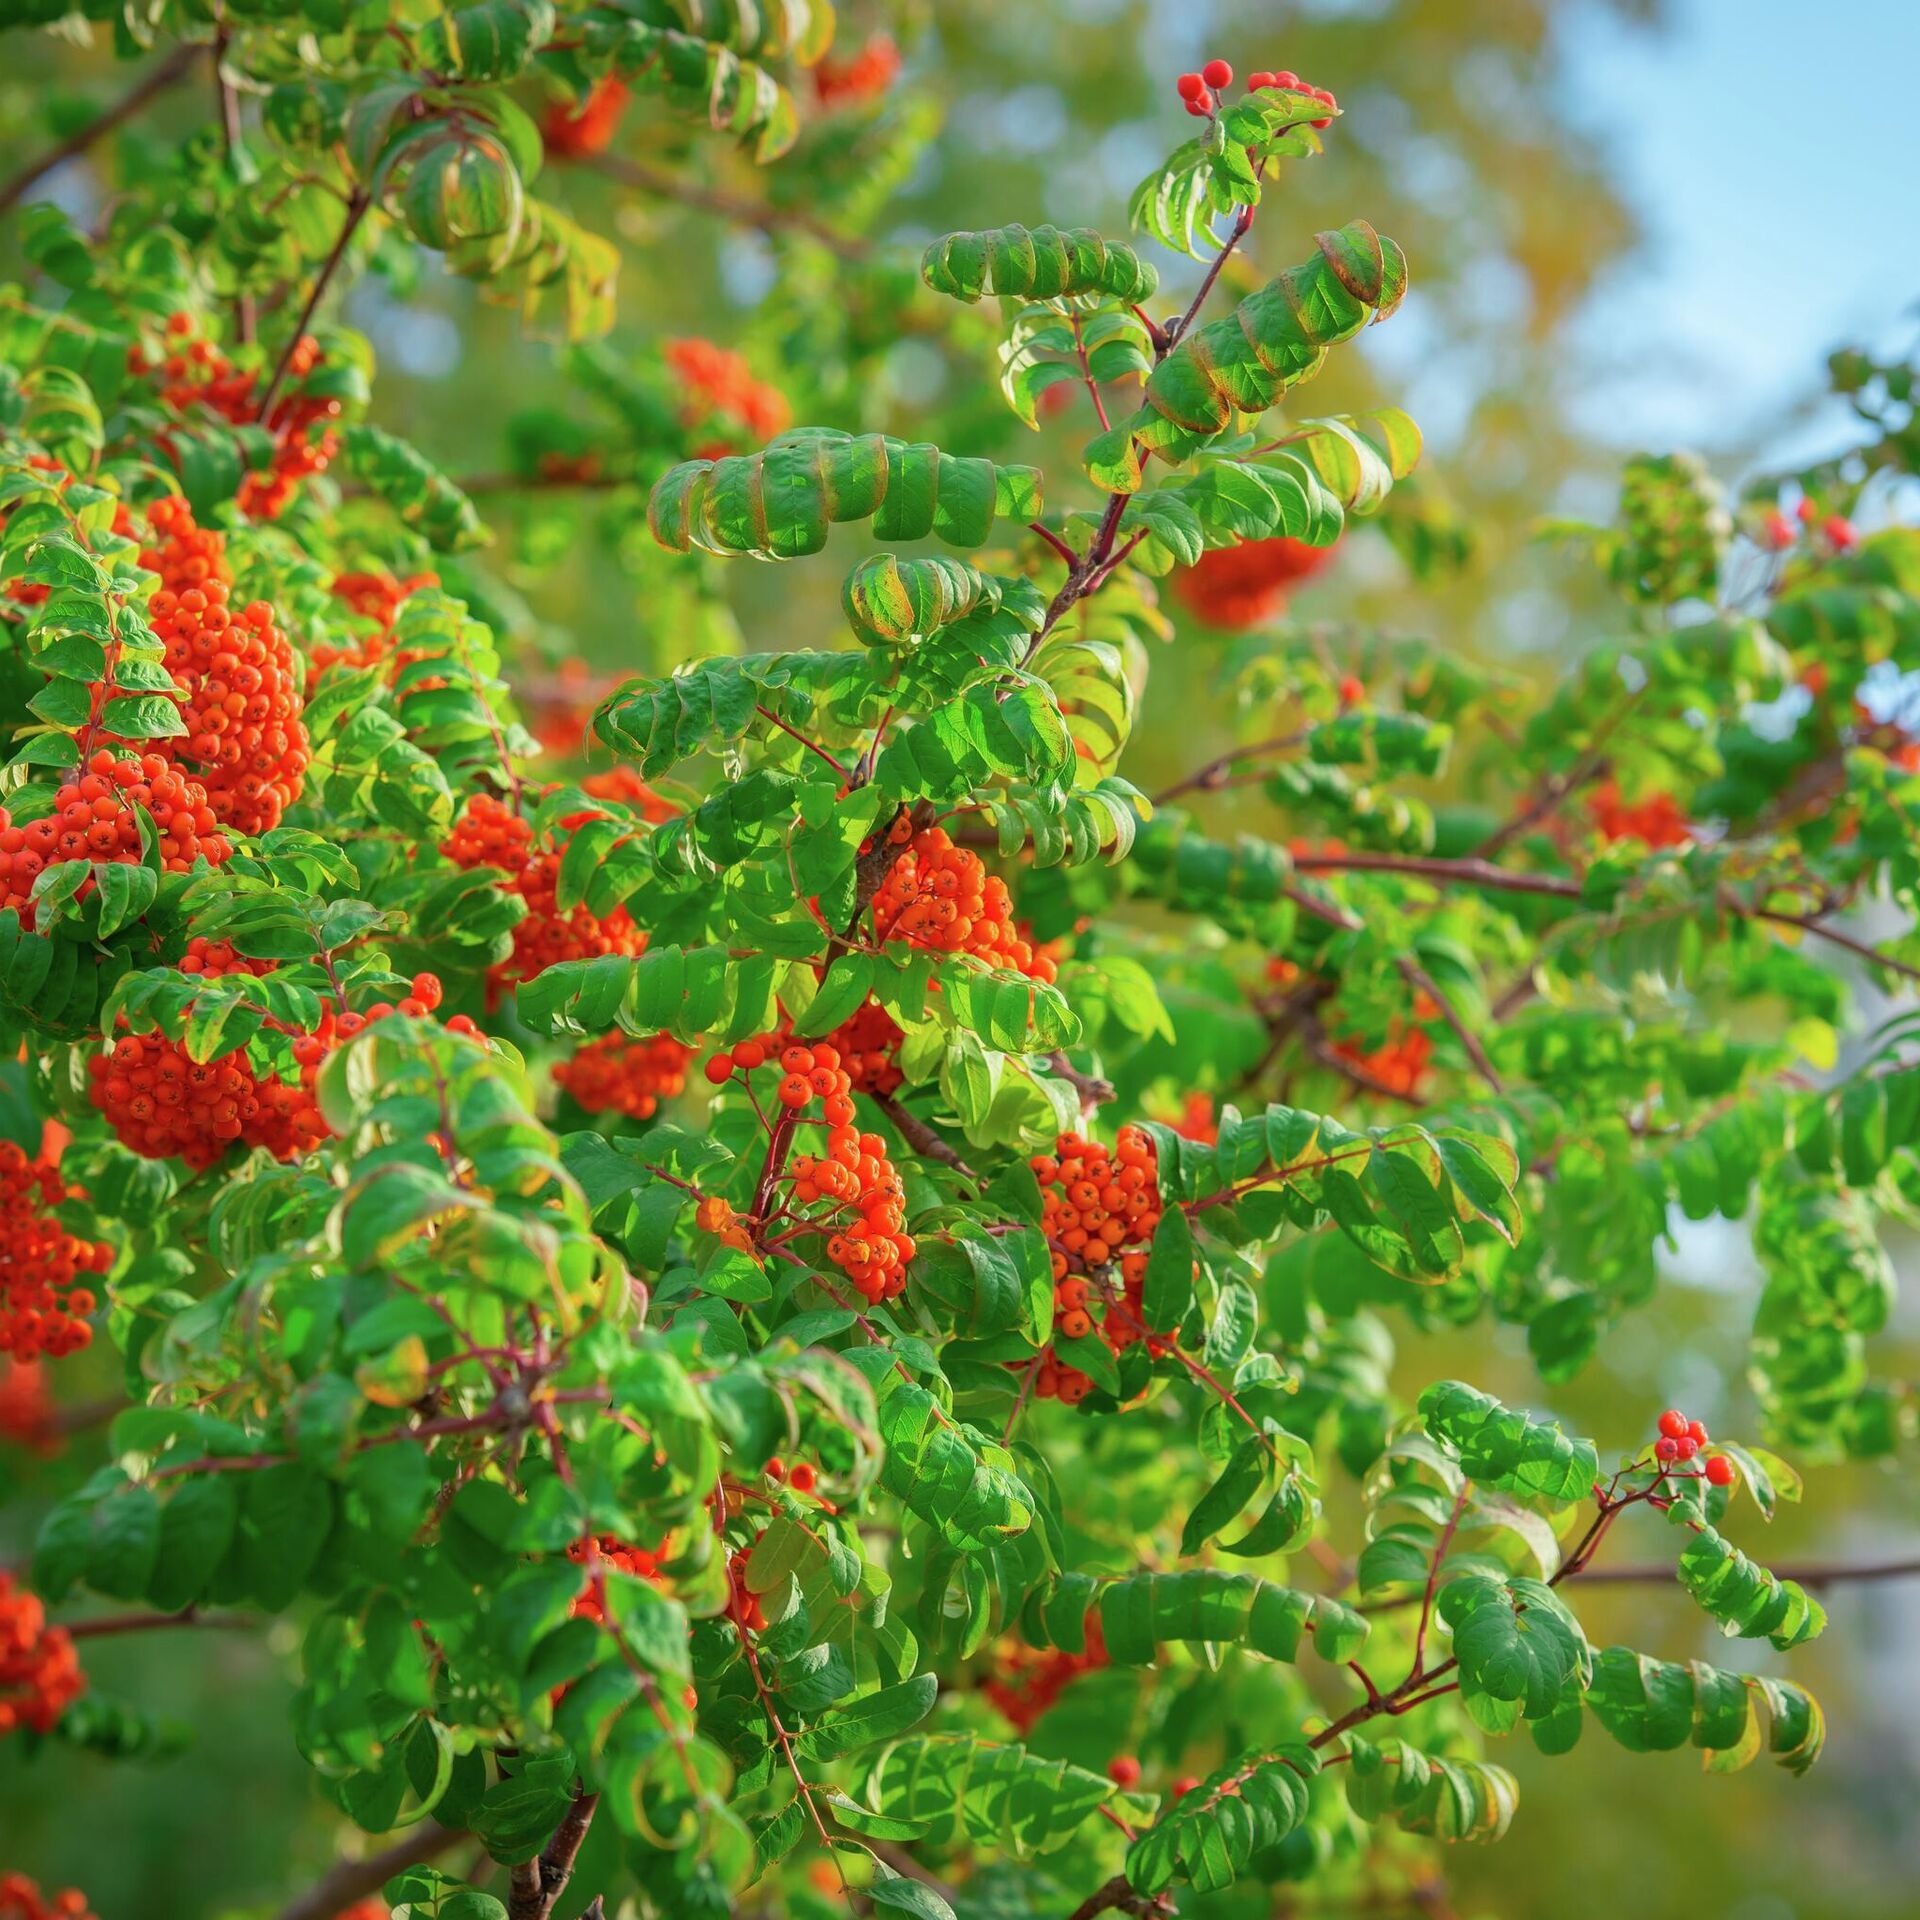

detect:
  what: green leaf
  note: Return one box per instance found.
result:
[1675,1525,1827,1650]
[1126,1747,1319,1896]
[650,429,1041,559]
[922,224,1158,304]
[1418,1381,1599,1508]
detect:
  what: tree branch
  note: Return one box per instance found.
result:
[871,1092,979,1184]
[1395,954,1505,1095]
[272,1825,464,1920]
[256,185,373,418]
[585,151,870,259]
[0,42,201,218]
[66,1605,257,1640]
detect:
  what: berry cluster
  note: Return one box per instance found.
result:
[1030,1125,1163,1402]
[0,1572,85,1738]
[870,819,1063,981]
[1588,780,1692,851]
[88,1031,279,1171]
[329,1903,387,1920]
[141,498,310,834]
[0,1143,110,1364]
[552,1031,692,1120]
[579,762,679,822]
[0,1877,95,1920]
[0,1358,53,1452]
[0,751,233,925]
[664,337,792,450]
[813,32,902,109]
[1655,1406,1737,1485]
[982,1614,1109,1735]
[1174,59,1336,126]
[764,1456,820,1495]
[1172,535,1337,629]
[314,568,443,675]
[1329,1022,1434,1100]
[128,314,341,521]
[90,970,467,1170]
[541,76,630,158]
[822,997,907,1096]
[726,1543,770,1633]
[441,793,647,997]
[694,1192,757,1258]
[708,1036,916,1302]
[178,934,274,980]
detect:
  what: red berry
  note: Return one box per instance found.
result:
[1705,1454,1737,1488]
[1248,71,1275,90]
[1674,1436,1699,1461]
[765,1458,785,1481]
[1761,509,1796,550]
[1202,58,1232,88]
[1657,1408,1688,1440]
[777,1073,812,1108]
[1796,496,1819,524]
[1654,1435,1681,1463]
[1823,514,1857,551]
[733,1040,766,1070]
[704,1054,735,1085]
[1108,1755,1142,1788]
[1175,72,1206,100]
[787,1462,818,1494]
[1273,70,1300,89]
[1185,93,1213,116]
[1685,1418,1709,1445]
[1171,1774,1201,1798]
[1337,674,1365,706]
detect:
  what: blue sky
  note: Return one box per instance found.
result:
[1555,0,1920,464]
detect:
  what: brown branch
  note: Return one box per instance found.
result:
[585,151,870,259]
[257,185,373,418]
[1288,850,1583,900]
[1065,1875,1158,1920]
[1395,954,1505,1095]
[872,1092,979,1184]
[1049,1049,1115,1116]
[272,1825,464,1920]
[508,1784,599,1920]
[1557,1554,1920,1590]
[65,1605,257,1640]
[0,42,201,218]
[1151,730,1309,806]
[1755,906,1920,988]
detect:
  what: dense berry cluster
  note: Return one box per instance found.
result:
[1329,1022,1434,1099]
[694,1192,757,1257]
[823,997,907,1096]
[0,1143,110,1363]
[870,819,1063,981]
[141,497,310,834]
[0,750,233,923]
[1030,1125,1163,1402]
[982,1614,1109,1734]
[129,314,340,520]
[1172,535,1337,628]
[709,1035,916,1302]
[0,1572,85,1738]
[178,934,273,980]
[552,1031,692,1119]
[726,1544,770,1633]
[441,793,647,997]
[0,1877,95,1920]
[813,33,901,108]
[1588,780,1692,850]
[88,1031,278,1171]
[313,568,443,674]
[541,76,630,157]
[90,971,466,1170]
[664,337,792,448]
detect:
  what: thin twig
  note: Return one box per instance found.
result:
[65,1605,258,1640]
[256,186,372,419]
[585,151,869,259]
[1395,954,1505,1095]
[0,42,201,218]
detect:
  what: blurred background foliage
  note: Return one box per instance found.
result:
[0,1,1915,1916]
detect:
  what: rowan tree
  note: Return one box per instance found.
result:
[0,8,1915,1920]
